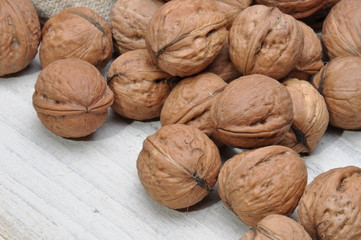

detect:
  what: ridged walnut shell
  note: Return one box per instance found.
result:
[160,72,227,136]
[32,59,114,138]
[240,215,311,240]
[110,0,163,53]
[279,79,329,153]
[218,146,307,226]
[298,166,361,240]
[40,7,113,69]
[145,0,228,77]
[229,5,304,80]
[322,0,361,59]
[137,124,221,209]
[312,56,361,130]
[214,0,252,27]
[0,0,40,76]
[211,74,293,148]
[107,49,173,121]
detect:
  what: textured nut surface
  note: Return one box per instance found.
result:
[279,79,329,153]
[145,0,227,77]
[322,0,361,59]
[218,146,307,226]
[240,214,311,240]
[107,49,173,121]
[229,5,303,80]
[312,56,361,130]
[160,72,227,136]
[137,124,221,209]
[110,0,163,53]
[32,59,114,138]
[0,0,40,76]
[40,7,113,69]
[214,0,252,27]
[298,166,361,240]
[211,74,293,148]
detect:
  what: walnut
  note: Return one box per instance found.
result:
[218,146,307,226]
[145,0,228,77]
[160,72,227,136]
[240,215,311,240]
[211,74,293,148]
[110,0,163,53]
[322,0,361,59]
[107,49,173,121]
[137,124,221,209]
[39,7,113,69]
[32,59,114,138]
[0,0,40,77]
[214,0,252,27]
[256,0,325,19]
[312,56,361,130]
[298,166,361,240]
[279,78,329,153]
[229,5,304,80]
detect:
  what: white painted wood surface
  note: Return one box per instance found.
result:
[0,55,360,240]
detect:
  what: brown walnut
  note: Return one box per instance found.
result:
[0,0,40,77]
[110,0,163,53]
[312,56,361,130]
[160,72,227,136]
[145,0,228,77]
[137,124,221,209]
[107,49,173,121]
[229,5,304,80]
[218,146,307,226]
[211,74,293,148]
[298,166,361,240]
[40,7,113,69]
[32,59,114,138]
[214,0,252,28]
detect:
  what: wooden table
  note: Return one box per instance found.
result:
[1,56,360,240]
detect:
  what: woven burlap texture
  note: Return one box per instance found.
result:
[30,0,117,22]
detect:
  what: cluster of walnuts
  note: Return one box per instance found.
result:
[1,0,361,239]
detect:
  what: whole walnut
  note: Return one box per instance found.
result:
[322,0,361,59]
[0,0,40,77]
[110,0,163,53]
[40,7,113,69]
[107,49,173,121]
[240,215,311,240]
[312,56,361,130]
[211,74,293,148]
[137,124,221,209]
[298,166,361,240]
[279,78,329,153]
[160,72,227,136]
[218,146,307,226]
[256,0,325,19]
[229,5,304,80]
[145,0,228,77]
[214,0,252,27]
[32,59,114,138]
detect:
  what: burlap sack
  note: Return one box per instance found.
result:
[30,0,117,23]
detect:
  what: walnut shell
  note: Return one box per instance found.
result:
[322,0,361,59]
[32,59,114,138]
[137,124,221,209]
[298,166,361,240]
[229,5,304,80]
[312,56,361,130]
[145,0,228,77]
[279,78,329,153]
[211,74,293,148]
[160,72,227,136]
[240,215,312,240]
[214,0,252,28]
[218,146,307,226]
[110,0,163,53]
[0,0,40,76]
[39,7,113,69]
[107,49,173,121]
